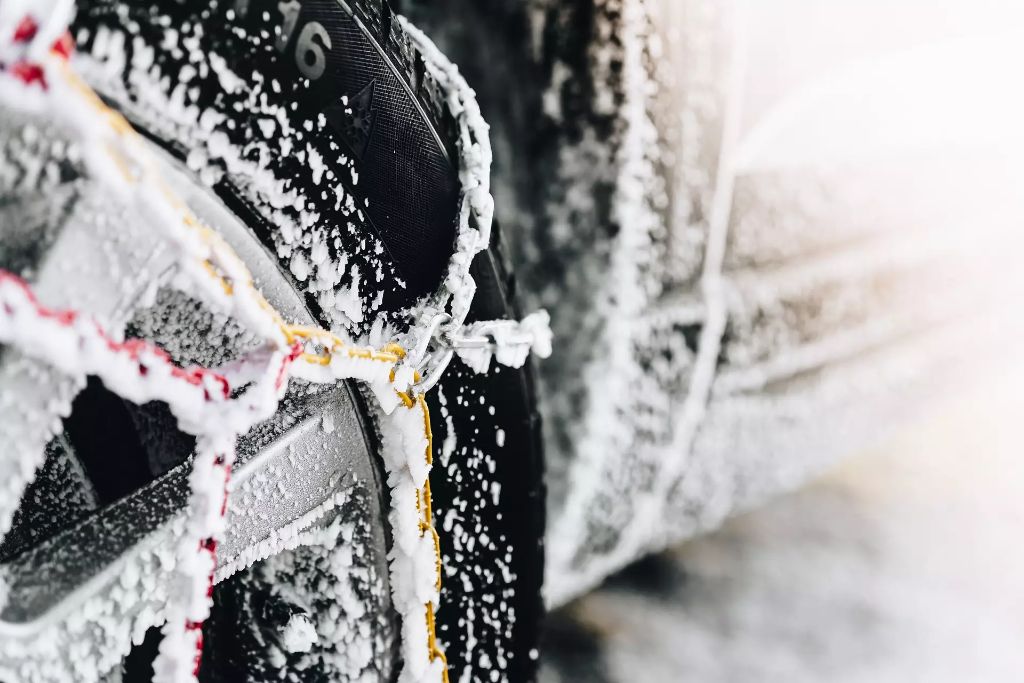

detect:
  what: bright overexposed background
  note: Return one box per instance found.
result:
[543,358,1024,682]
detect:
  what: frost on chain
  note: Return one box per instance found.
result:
[0,5,499,683]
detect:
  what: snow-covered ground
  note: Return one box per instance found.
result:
[541,359,1024,682]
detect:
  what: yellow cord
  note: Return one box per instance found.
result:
[418,394,449,683]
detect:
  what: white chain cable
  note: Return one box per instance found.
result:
[413,309,552,392]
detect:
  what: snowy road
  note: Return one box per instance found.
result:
[541,360,1024,682]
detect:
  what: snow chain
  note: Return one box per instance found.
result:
[0,12,548,683]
